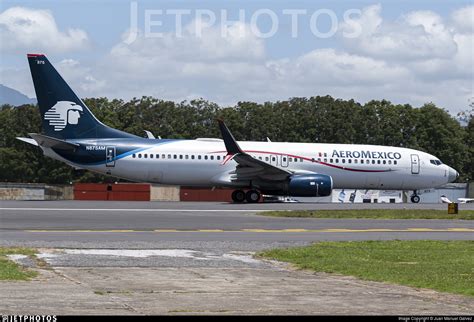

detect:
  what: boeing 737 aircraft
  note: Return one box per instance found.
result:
[18,54,459,203]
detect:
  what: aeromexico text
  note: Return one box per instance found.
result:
[332,150,402,160]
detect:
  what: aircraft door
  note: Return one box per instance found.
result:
[106,146,116,167]
[411,154,420,174]
[281,155,289,167]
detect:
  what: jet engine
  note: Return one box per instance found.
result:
[286,174,333,197]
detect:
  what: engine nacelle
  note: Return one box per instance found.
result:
[287,174,333,197]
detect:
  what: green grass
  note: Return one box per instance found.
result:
[258,240,474,297]
[260,209,474,220]
[0,247,38,280]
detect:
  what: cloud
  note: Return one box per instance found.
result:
[341,5,458,60]
[451,5,474,34]
[0,7,90,53]
[1,5,472,114]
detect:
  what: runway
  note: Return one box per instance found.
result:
[2,200,473,315]
[1,200,473,246]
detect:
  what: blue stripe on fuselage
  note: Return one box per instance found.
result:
[53,139,180,166]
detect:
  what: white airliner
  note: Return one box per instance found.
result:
[18,54,459,203]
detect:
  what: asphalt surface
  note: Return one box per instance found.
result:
[2,200,473,315]
[1,201,473,247]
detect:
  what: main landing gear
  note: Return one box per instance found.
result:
[231,189,261,203]
[410,190,420,203]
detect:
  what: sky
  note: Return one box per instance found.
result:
[0,0,473,113]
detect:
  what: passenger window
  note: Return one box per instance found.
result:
[335,159,339,163]
[372,160,375,164]
[168,154,171,159]
[330,159,333,163]
[191,155,195,160]
[394,160,397,165]
[265,157,269,161]
[348,159,352,164]
[133,154,136,158]
[138,154,142,158]
[342,159,345,164]
[324,158,327,162]
[156,154,159,159]
[173,155,177,159]
[383,160,386,164]
[150,154,153,159]
[272,157,276,162]
[144,154,148,158]
[361,160,364,164]
[354,159,358,164]
[388,160,391,165]
[162,154,165,159]
[210,156,214,160]
[198,155,201,160]
[204,155,208,160]
[185,155,189,159]
[377,160,381,164]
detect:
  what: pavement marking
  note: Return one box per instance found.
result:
[24,228,474,233]
[1,208,266,212]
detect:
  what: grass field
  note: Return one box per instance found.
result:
[260,209,474,220]
[258,240,474,297]
[0,247,38,280]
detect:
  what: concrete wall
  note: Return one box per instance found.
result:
[0,183,73,200]
[468,182,474,198]
[295,189,403,203]
[295,184,467,204]
[416,183,468,203]
[150,185,180,201]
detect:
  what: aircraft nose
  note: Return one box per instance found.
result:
[447,167,459,183]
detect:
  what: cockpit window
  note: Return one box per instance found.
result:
[430,159,443,165]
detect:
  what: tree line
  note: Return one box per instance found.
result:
[0,95,472,184]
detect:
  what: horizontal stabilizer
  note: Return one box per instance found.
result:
[28,133,79,150]
[16,137,39,146]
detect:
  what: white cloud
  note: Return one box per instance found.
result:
[0,7,90,53]
[451,5,474,34]
[342,5,458,60]
[2,5,472,114]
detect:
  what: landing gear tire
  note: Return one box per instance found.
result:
[411,195,420,203]
[232,190,246,203]
[246,190,261,203]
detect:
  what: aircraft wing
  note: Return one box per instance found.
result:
[458,198,474,203]
[217,119,292,182]
[440,196,453,203]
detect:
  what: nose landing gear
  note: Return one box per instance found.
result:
[410,191,420,203]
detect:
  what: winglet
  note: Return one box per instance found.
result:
[217,119,243,155]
